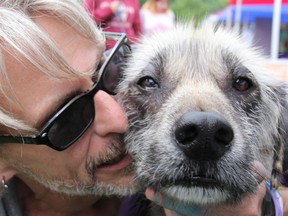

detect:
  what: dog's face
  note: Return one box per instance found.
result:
[117,23,287,205]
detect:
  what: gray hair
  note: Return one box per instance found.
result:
[0,0,103,133]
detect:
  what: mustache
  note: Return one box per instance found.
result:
[86,134,126,177]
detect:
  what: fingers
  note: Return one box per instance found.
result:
[253,161,268,183]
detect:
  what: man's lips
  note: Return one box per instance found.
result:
[97,154,133,171]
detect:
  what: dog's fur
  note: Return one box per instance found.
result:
[117,22,288,211]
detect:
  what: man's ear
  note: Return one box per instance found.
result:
[0,163,17,184]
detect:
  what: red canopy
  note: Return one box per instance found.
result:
[229,0,288,4]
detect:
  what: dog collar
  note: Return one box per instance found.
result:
[265,181,283,216]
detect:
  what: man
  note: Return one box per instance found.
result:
[0,0,139,215]
[0,1,286,216]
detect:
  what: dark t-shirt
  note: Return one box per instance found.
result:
[0,178,151,216]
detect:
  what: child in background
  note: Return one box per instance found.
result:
[141,0,175,36]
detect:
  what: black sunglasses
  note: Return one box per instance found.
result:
[0,32,131,151]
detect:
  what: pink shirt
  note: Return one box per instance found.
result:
[84,0,142,44]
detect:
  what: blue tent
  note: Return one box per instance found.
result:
[217,4,288,23]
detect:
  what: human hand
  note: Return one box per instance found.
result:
[279,187,288,215]
[145,188,201,216]
[145,161,267,216]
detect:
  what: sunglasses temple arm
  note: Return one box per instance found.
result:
[89,81,103,96]
[0,135,39,145]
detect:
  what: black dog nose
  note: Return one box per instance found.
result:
[175,112,233,161]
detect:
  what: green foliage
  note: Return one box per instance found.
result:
[139,0,146,5]
[139,0,228,23]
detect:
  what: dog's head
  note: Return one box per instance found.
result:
[117,22,288,205]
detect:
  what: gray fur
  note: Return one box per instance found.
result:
[117,22,288,206]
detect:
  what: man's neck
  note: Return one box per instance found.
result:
[15,177,123,216]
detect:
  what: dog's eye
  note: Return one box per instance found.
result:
[233,77,253,91]
[137,76,159,90]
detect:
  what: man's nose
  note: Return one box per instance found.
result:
[92,90,128,136]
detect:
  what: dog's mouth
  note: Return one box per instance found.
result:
[175,176,220,187]
[153,175,221,189]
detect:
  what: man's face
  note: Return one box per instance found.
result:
[0,13,136,196]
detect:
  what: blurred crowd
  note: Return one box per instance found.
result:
[83,0,175,43]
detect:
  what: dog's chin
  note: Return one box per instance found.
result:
[145,176,246,205]
[162,185,230,205]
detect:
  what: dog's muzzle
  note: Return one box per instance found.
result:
[174,111,234,161]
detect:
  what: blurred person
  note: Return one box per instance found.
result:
[141,0,175,36]
[279,40,288,58]
[83,0,142,45]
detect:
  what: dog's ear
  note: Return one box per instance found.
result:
[271,88,288,189]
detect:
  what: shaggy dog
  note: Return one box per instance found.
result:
[117,22,288,213]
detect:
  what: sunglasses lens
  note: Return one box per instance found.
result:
[102,44,130,94]
[39,35,130,150]
[47,97,94,149]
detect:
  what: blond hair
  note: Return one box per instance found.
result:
[0,0,103,133]
[142,0,169,13]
